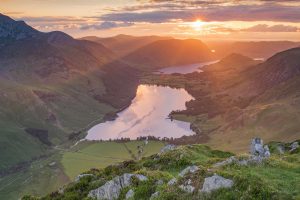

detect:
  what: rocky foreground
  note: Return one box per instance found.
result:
[23,139,299,200]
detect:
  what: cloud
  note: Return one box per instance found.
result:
[242,24,299,32]
[100,1,300,23]
[18,16,86,23]
[80,21,134,30]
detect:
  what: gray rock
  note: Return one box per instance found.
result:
[213,156,237,168]
[167,178,177,186]
[200,174,233,193]
[179,185,195,193]
[214,155,265,168]
[150,191,160,200]
[125,189,134,199]
[250,138,265,156]
[290,142,299,152]
[264,145,271,157]
[75,174,94,182]
[88,173,147,200]
[179,165,199,177]
[160,144,176,154]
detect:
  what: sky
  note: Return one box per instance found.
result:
[1,0,300,41]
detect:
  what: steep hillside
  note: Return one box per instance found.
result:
[0,14,140,172]
[81,34,172,57]
[124,39,215,69]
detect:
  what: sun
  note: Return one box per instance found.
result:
[192,19,204,31]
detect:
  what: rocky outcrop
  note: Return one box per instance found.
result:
[200,174,233,193]
[214,155,266,168]
[179,165,199,177]
[251,138,271,157]
[88,173,147,200]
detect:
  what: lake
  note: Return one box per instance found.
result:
[156,60,219,74]
[86,85,195,140]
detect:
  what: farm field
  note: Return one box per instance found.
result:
[61,141,165,179]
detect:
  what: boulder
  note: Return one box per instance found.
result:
[125,189,134,199]
[88,173,147,200]
[250,138,271,158]
[160,144,176,154]
[250,138,265,156]
[167,178,177,186]
[179,165,199,177]
[290,142,299,153]
[200,174,233,193]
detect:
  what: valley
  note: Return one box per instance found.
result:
[0,12,300,200]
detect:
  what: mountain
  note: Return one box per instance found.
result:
[207,41,300,59]
[0,14,139,174]
[81,34,172,57]
[0,14,39,41]
[150,49,300,153]
[123,39,215,69]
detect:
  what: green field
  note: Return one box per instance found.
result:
[61,141,165,179]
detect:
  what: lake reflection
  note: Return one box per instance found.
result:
[86,85,195,140]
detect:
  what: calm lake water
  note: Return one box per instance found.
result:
[156,60,219,74]
[86,85,195,140]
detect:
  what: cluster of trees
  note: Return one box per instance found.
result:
[136,136,175,142]
[108,138,131,143]
[93,135,177,143]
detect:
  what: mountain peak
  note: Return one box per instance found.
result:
[0,13,40,40]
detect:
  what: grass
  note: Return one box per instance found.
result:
[61,141,165,180]
[0,153,68,200]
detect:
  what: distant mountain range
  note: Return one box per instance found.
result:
[123,39,215,69]
[207,41,300,59]
[81,34,172,57]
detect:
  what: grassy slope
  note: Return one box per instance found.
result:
[0,74,115,171]
[23,141,300,200]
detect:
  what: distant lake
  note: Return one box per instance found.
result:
[86,85,195,140]
[156,60,219,74]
